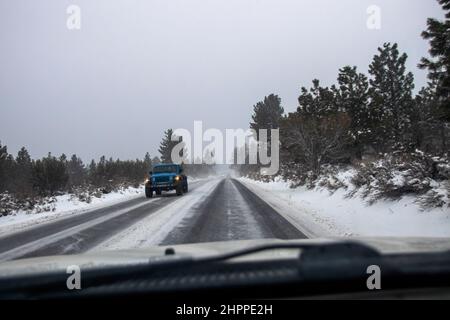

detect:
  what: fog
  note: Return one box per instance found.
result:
[0,0,445,162]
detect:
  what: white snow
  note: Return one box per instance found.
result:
[239,177,450,238]
[0,186,143,237]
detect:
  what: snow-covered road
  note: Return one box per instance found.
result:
[0,178,306,261]
[1,174,447,262]
[93,178,305,252]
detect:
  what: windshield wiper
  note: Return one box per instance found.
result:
[197,241,380,264]
[0,241,377,295]
[1,241,449,299]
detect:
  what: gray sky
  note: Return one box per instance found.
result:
[0,0,445,162]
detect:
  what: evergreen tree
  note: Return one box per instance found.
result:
[88,159,97,184]
[59,153,67,163]
[335,66,371,158]
[158,129,182,163]
[419,0,450,121]
[31,153,69,196]
[297,80,338,117]
[250,94,284,141]
[411,86,449,153]
[143,152,152,170]
[0,142,8,192]
[0,142,13,193]
[95,156,107,185]
[67,154,86,187]
[368,43,415,152]
[16,147,32,167]
[14,147,33,196]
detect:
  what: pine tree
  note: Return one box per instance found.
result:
[14,147,33,196]
[419,0,450,121]
[0,142,12,193]
[143,152,152,170]
[335,66,371,158]
[297,80,338,117]
[88,159,97,183]
[67,154,86,187]
[95,156,107,185]
[250,94,284,141]
[368,43,415,152]
[411,85,449,153]
[158,129,182,163]
[31,153,69,196]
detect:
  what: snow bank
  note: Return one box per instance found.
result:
[240,177,450,238]
[0,187,143,237]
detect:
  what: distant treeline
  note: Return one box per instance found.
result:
[0,140,213,199]
[0,146,159,198]
[0,135,215,200]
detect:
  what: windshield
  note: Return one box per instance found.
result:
[0,0,449,297]
[153,165,178,174]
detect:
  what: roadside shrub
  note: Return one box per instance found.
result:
[416,189,446,210]
[350,152,448,205]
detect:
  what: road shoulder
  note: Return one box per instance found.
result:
[237,178,334,238]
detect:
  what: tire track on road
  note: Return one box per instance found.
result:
[0,180,207,261]
[160,178,307,245]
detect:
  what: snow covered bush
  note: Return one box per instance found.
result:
[350,152,448,207]
[0,192,19,216]
[249,151,449,210]
[0,192,59,216]
[416,189,446,210]
[315,165,350,193]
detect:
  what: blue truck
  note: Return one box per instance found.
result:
[145,163,188,198]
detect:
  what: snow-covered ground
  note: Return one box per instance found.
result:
[240,177,450,238]
[0,187,143,237]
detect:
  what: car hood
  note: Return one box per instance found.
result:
[0,237,449,278]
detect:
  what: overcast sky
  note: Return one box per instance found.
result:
[0,0,445,162]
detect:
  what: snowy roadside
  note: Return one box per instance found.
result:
[0,187,143,237]
[239,177,450,238]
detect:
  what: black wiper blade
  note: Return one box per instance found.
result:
[197,241,381,264]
